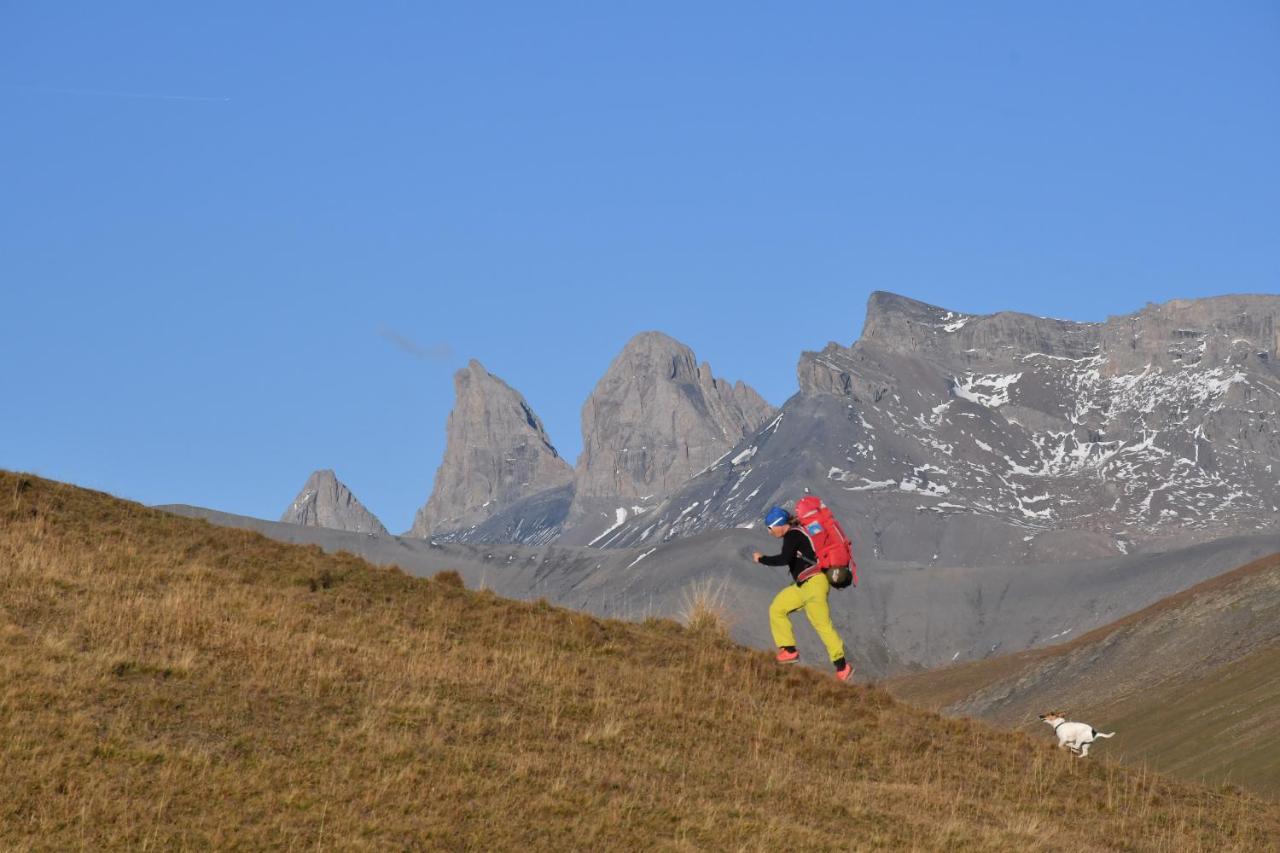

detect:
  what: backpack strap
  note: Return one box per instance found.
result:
[791,525,824,583]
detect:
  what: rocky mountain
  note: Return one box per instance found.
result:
[564,332,774,542]
[599,292,1280,563]
[416,334,774,546]
[280,469,387,535]
[408,360,573,539]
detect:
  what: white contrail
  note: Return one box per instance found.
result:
[8,85,231,102]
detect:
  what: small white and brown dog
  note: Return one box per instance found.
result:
[1039,711,1115,757]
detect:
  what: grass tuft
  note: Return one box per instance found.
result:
[433,569,465,588]
[679,577,733,640]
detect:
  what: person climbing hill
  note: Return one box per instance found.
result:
[752,505,854,682]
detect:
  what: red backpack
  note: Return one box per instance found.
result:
[793,496,857,588]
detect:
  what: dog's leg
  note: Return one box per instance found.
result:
[1079,742,1090,758]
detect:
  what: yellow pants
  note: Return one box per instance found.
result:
[769,573,845,663]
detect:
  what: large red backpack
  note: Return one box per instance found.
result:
[793,496,857,588]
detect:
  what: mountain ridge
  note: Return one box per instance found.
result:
[294,291,1277,565]
[600,291,1280,564]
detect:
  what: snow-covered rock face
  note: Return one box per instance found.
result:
[600,292,1280,565]
[281,470,387,535]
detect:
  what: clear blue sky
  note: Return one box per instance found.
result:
[4,3,1278,533]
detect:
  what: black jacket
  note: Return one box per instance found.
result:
[759,528,817,585]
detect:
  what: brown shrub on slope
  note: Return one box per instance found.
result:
[1,471,1277,851]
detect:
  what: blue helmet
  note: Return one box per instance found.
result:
[764,506,790,528]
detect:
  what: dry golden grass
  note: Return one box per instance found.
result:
[1,471,1278,851]
[678,576,734,638]
[883,555,1280,798]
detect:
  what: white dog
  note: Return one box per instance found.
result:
[1039,711,1115,757]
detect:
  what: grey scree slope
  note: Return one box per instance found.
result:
[280,469,387,536]
[161,503,1280,680]
[598,292,1280,566]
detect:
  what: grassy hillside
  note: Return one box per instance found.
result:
[886,554,1280,797]
[2,472,1278,851]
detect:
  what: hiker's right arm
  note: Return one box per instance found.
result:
[757,537,797,567]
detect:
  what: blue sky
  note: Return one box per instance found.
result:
[3,3,1278,533]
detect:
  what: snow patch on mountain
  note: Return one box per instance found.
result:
[953,373,1022,408]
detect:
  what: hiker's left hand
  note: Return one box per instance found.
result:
[752,551,762,563]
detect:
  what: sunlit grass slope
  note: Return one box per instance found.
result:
[1,472,1277,851]
[886,554,1280,798]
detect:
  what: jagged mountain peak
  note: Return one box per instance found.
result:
[409,362,572,538]
[608,331,701,381]
[457,358,520,394]
[411,332,776,547]
[453,360,561,454]
[281,469,387,535]
[569,333,775,522]
[620,330,688,351]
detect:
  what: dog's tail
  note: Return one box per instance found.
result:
[1094,731,1115,739]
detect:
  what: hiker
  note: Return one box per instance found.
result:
[752,505,854,682]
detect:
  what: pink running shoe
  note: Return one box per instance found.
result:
[775,648,800,664]
[835,662,855,683]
